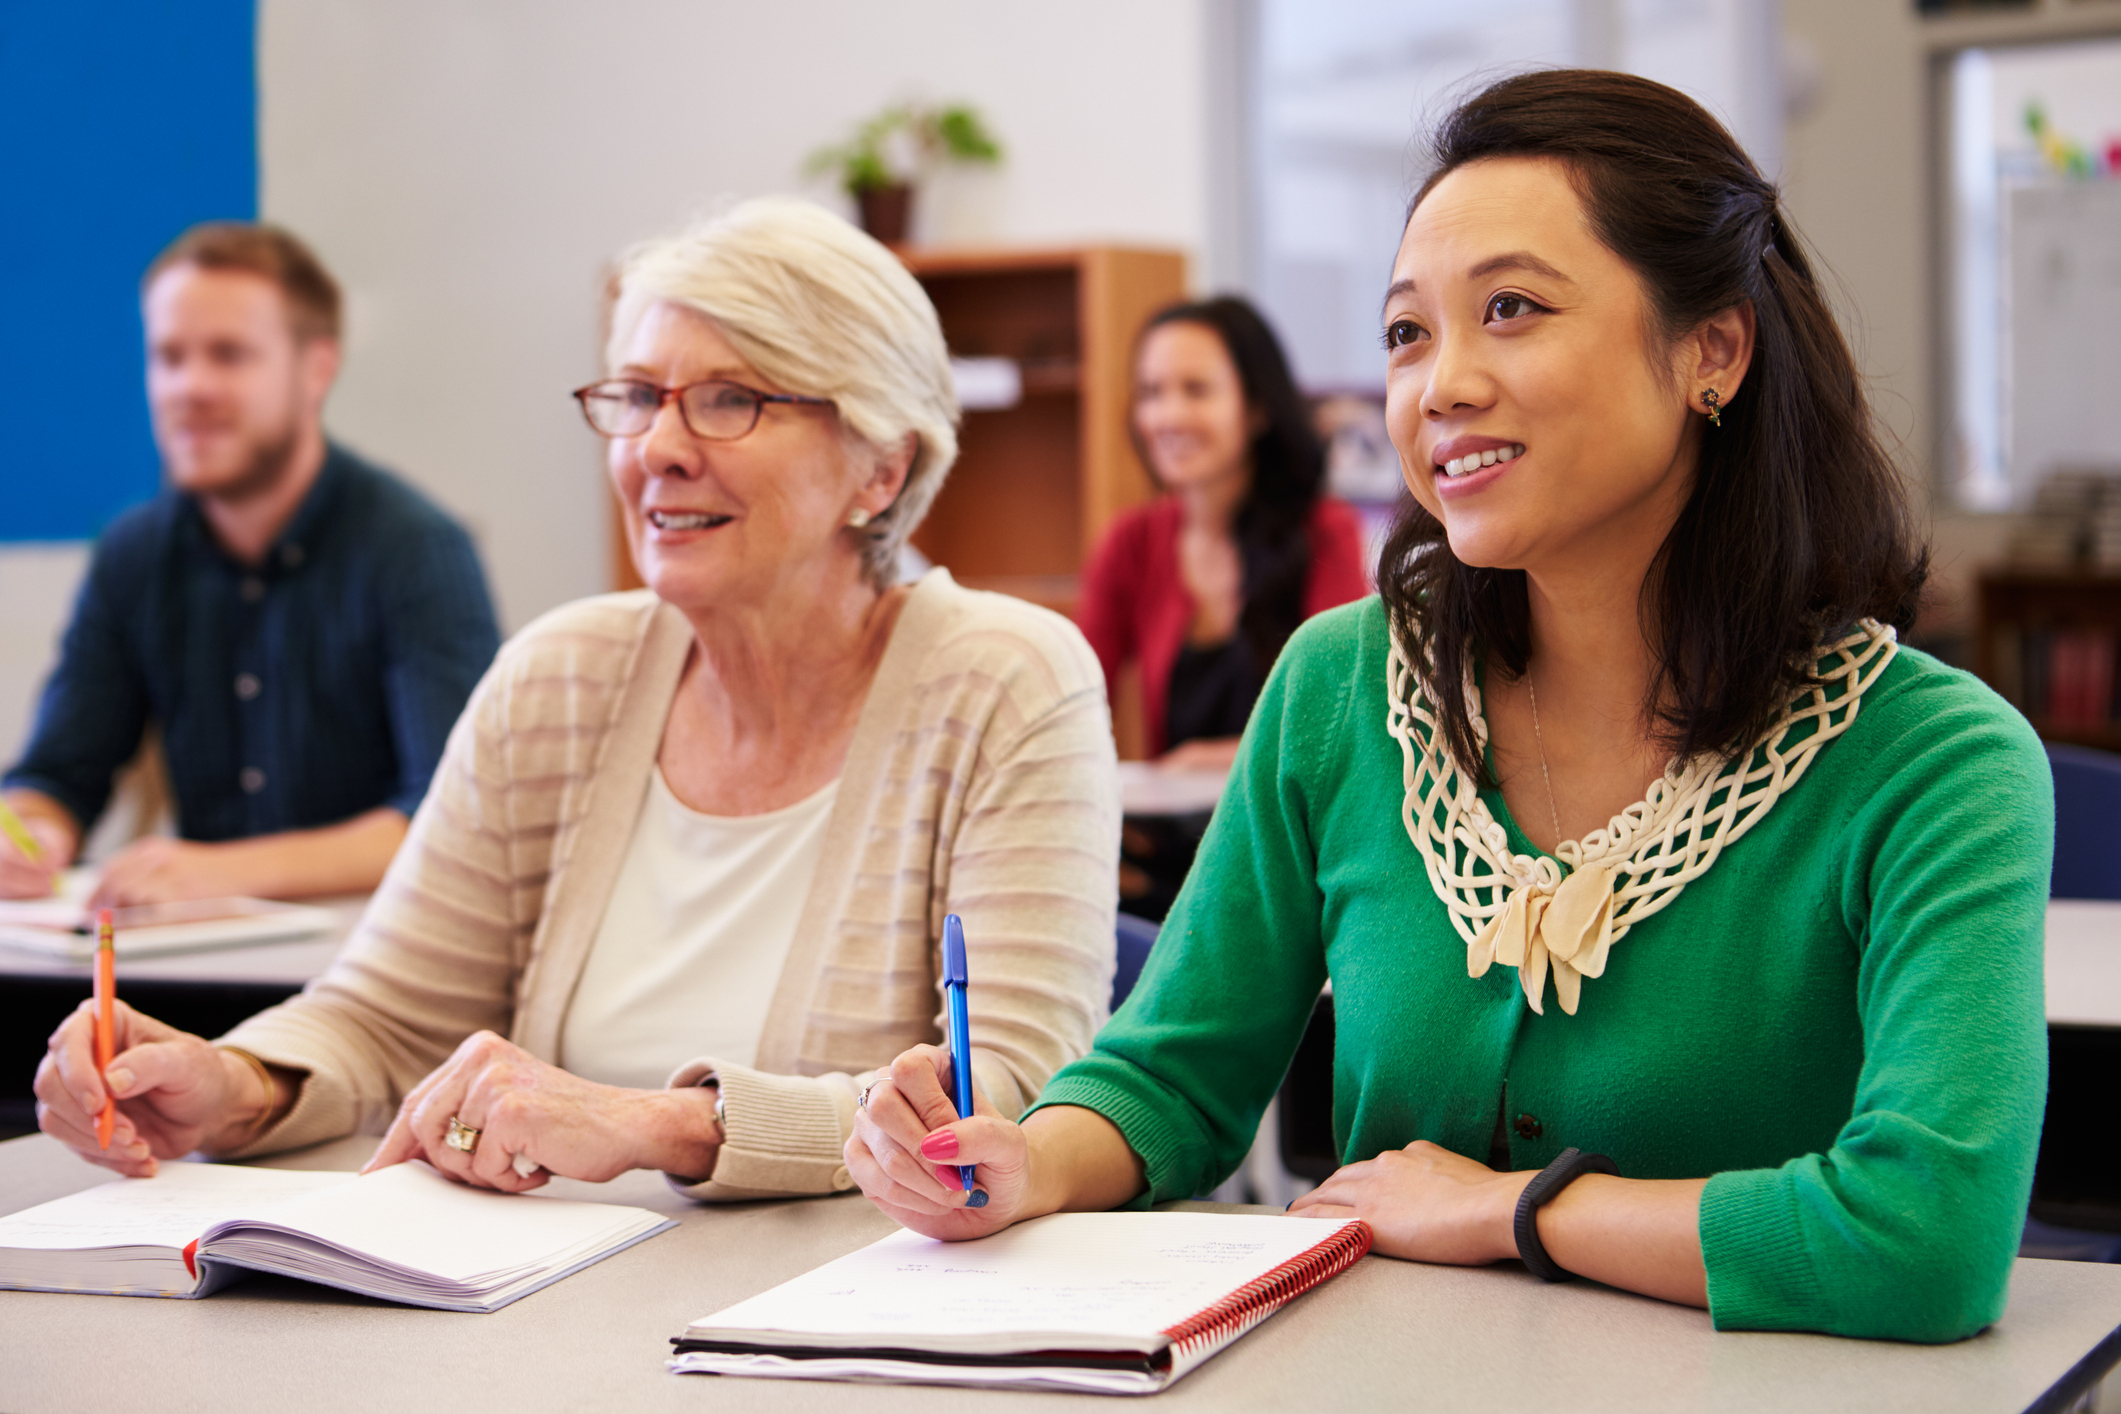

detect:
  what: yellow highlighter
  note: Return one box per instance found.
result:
[0,797,58,894]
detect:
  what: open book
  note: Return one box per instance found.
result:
[670,1210,1372,1394]
[0,1160,673,1312]
[0,876,336,960]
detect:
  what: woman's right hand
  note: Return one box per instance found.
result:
[31,1000,263,1176]
[845,1044,1032,1240]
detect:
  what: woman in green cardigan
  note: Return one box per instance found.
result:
[845,70,2052,1343]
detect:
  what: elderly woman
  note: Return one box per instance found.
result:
[34,198,1119,1200]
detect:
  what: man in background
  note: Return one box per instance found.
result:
[0,223,500,905]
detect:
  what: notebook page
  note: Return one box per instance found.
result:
[690,1211,1366,1356]
[0,1163,354,1252]
[213,1160,664,1283]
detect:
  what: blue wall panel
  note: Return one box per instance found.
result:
[0,1,257,543]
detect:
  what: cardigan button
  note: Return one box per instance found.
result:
[1514,1114,1543,1140]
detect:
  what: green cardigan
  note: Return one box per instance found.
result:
[1034,598,2051,1342]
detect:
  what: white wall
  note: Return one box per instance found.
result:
[1778,0,2121,635]
[256,0,1211,631]
[0,546,90,764]
[1249,0,1782,391]
[2,1,1211,764]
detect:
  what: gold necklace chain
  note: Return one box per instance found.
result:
[1526,673,1564,849]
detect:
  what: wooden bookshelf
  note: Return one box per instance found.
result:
[610,245,1188,626]
[899,246,1186,609]
[1975,568,2121,752]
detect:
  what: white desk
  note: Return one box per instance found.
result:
[2,886,2106,1019]
[0,893,366,985]
[2047,899,2121,1027]
[1,1133,2117,1414]
[1116,761,1228,818]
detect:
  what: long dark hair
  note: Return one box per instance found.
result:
[1135,296,1328,670]
[1382,70,1927,779]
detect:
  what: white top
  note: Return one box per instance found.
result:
[558,769,839,1089]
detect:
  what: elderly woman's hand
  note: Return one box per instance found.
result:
[845,1044,1029,1240]
[33,999,265,1176]
[362,1031,722,1191]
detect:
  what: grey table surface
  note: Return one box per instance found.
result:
[1,1134,2119,1414]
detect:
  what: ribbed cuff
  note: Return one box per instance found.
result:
[1029,1071,1211,1207]
[663,1058,856,1202]
[207,1024,352,1159]
[1699,1166,1827,1332]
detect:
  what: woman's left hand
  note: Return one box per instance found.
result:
[1287,1140,1535,1265]
[362,1031,721,1191]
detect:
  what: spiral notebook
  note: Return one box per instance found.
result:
[669,1210,1372,1395]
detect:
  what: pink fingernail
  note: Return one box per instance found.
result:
[919,1130,959,1161]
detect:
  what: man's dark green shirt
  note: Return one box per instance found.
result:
[5,444,501,840]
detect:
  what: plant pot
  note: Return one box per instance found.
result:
[856,183,914,245]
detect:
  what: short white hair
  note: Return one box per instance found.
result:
[607,197,959,587]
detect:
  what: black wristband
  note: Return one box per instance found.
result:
[1513,1146,1619,1283]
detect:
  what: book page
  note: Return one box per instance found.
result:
[690,1211,1366,1355]
[0,1163,354,1252]
[217,1160,665,1283]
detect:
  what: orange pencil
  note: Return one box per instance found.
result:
[94,908,115,1150]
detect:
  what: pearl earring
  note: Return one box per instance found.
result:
[846,507,872,529]
[1702,389,1722,427]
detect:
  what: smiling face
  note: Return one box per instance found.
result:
[144,265,336,500]
[606,300,895,614]
[1383,156,1705,580]
[1132,320,1255,494]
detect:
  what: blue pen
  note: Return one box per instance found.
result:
[941,913,986,1207]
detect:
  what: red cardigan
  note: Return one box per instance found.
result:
[1075,497,1371,756]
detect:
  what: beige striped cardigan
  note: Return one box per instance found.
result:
[220,569,1120,1199]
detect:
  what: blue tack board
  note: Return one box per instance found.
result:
[0,0,257,543]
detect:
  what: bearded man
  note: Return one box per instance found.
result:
[0,224,499,905]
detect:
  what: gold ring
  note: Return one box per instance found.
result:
[445,1115,481,1154]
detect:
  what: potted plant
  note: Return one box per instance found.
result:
[806,103,1003,245]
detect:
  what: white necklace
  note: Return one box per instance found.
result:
[1386,621,1899,1016]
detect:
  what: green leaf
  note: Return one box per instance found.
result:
[933,105,1002,163]
[804,101,1002,194]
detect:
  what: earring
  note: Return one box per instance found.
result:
[1702,389,1722,427]
[846,507,872,529]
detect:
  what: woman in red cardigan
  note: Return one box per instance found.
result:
[1077,296,1370,770]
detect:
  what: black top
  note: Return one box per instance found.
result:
[5,444,502,841]
[1163,637,1261,750]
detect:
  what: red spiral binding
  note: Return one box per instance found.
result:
[1160,1220,1373,1357]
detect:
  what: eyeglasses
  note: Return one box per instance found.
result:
[571,379,834,440]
